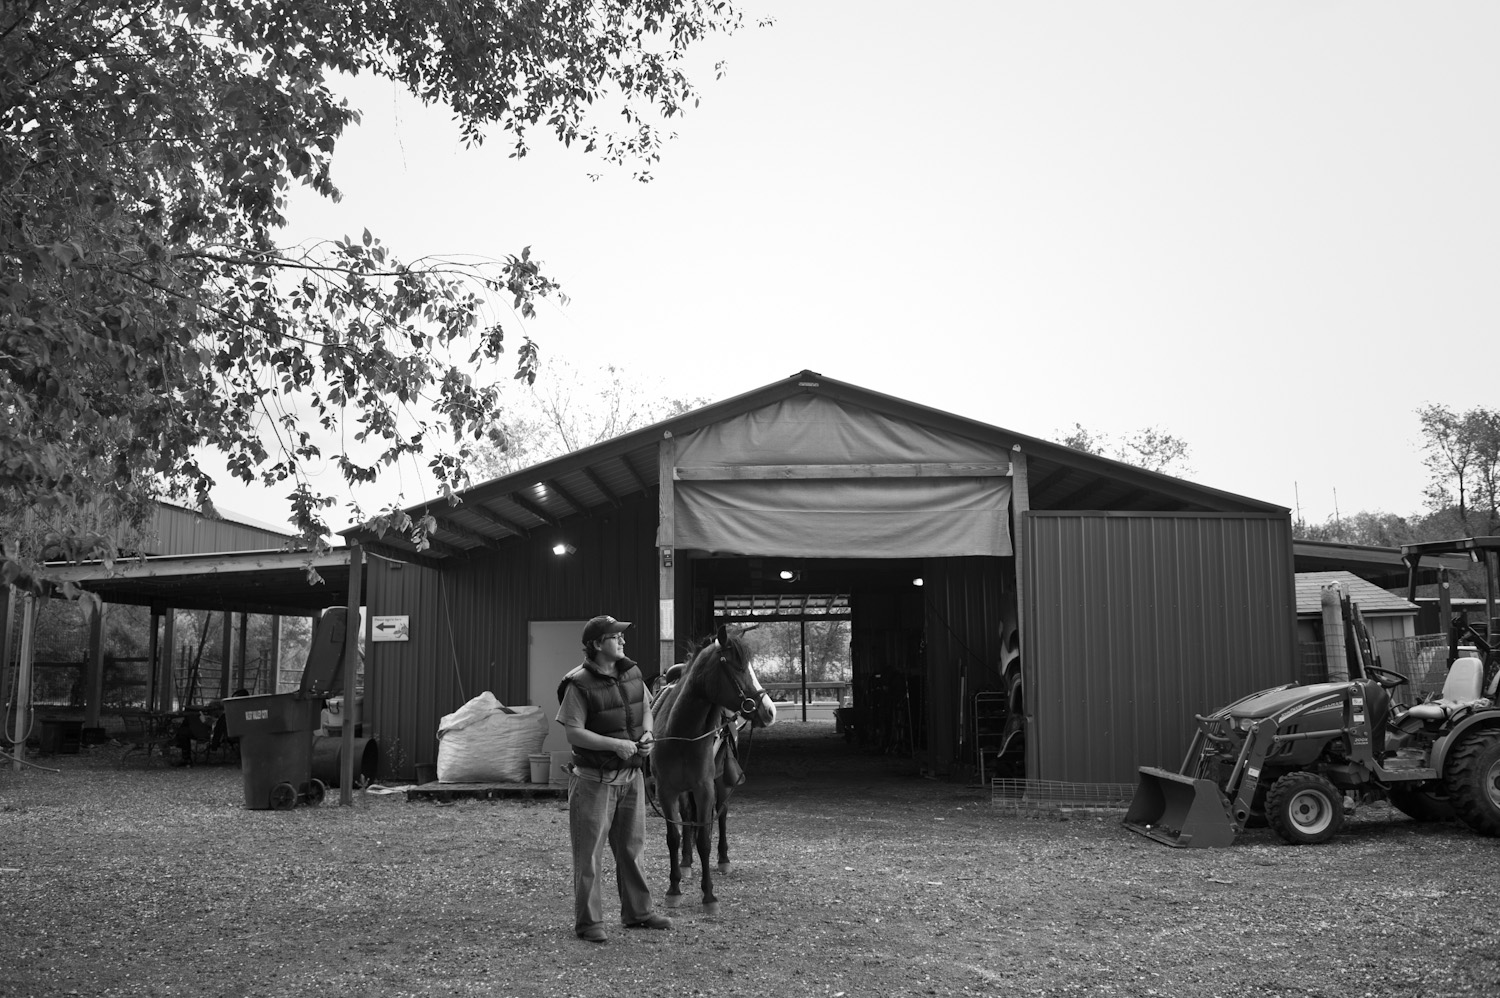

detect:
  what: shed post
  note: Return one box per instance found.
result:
[10,593,36,770]
[658,431,676,673]
[84,601,106,729]
[160,610,176,712]
[235,611,248,693]
[340,541,364,806]
[219,610,233,701]
[146,608,160,710]
[268,615,281,695]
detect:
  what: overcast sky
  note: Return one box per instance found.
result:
[207,1,1500,536]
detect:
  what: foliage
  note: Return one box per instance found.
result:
[1418,403,1500,536]
[1295,510,1422,548]
[1058,422,1192,476]
[470,356,712,478]
[1,0,746,590]
[740,620,851,684]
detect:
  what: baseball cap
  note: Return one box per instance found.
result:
[582,615,631,644]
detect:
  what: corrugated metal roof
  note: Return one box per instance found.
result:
[346,369,1288,564]
[1295,571,1416,616]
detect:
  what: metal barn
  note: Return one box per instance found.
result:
[348,370,1299,786]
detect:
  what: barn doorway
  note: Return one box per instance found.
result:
[687,556,930,776]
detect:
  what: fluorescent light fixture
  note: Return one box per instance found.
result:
[912,577,924,587]
[552,542,576,556]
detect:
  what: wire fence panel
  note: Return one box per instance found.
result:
[990,779,1137,813]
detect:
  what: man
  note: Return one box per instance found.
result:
[556,614,672,943]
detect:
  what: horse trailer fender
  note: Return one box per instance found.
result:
[1430,714,1500,777]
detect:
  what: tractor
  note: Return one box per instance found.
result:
[1125,536,1500,847]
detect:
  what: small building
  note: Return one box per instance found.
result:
[1294,570,1420,681]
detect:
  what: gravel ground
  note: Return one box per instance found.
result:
[3,722,1500,998]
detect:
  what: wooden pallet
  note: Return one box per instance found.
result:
[405,780,567,802]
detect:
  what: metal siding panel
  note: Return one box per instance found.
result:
[365,494,660,780]
[1024,512,1295,784]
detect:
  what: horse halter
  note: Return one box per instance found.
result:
[718,649,767,718]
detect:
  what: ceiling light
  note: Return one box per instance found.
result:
[912,577,924,587]
[552,542,576,556]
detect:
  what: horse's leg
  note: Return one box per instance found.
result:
[693,785,718,916]
[680,792,694,869]
[716,781,732,874]
[663,796,684,908]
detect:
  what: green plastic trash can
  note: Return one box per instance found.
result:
[222,606,354,810]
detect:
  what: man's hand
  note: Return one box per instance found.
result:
[637,731,655,756]
[611,738,637,760]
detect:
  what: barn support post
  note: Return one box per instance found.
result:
[235,611,248,694]
[658,431,676,673]
[1009,445,1034,782]
[799,619,808,722]
[84,601,106,729]
[146,609,160,710]
[269,615,281,695]
[159,610,176,712]
[339,541,364,806]
[219,610,233,702]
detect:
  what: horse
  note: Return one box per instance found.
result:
[652,661,752,874]
[649,624,776,915]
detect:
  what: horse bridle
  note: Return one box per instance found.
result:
[728,659,769,719]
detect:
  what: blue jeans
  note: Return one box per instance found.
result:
[568,770,653,931]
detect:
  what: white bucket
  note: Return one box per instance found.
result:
[528,753,551,784]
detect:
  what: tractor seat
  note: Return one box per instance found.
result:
[1405,657,1489,722]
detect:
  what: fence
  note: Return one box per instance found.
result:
[1298,633,1461,697]
[990,779,1136,813]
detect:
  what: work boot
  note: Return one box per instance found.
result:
[624,913,673,930]
[576,924,607,943]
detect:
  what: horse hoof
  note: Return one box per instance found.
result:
[716,862,731,875]
[702,901,720,918]
[665,894,683,909]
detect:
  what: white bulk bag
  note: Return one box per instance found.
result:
[435,691,547,783]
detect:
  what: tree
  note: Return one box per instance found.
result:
[2,0,747,589]
[470,356,711,478]
[1059,423,1192,476]
[742,620,851,685]
[1296,510,1419,548]
[1418,403,1500,535]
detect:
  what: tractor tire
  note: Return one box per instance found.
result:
[1266,772,1344,845]
[1444,730,1500,836]
[1387,787,1456,823]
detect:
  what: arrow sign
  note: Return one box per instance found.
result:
[372,615,410,642]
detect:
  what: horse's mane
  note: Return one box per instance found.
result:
[654,632,729,731]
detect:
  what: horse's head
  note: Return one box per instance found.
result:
[707,624,776,728]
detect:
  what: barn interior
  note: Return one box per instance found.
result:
[689,554,999,781]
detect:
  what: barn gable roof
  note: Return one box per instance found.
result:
[345,369,1287,565]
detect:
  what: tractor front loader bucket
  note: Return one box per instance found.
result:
[1123,766,1238,848]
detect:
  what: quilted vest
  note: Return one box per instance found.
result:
[557,659,646,771]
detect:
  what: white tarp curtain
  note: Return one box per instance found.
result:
[663,395,1013,559]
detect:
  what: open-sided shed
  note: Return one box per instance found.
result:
[344,370,1299,785]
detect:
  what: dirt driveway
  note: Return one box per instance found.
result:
[3,723,1499,997]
